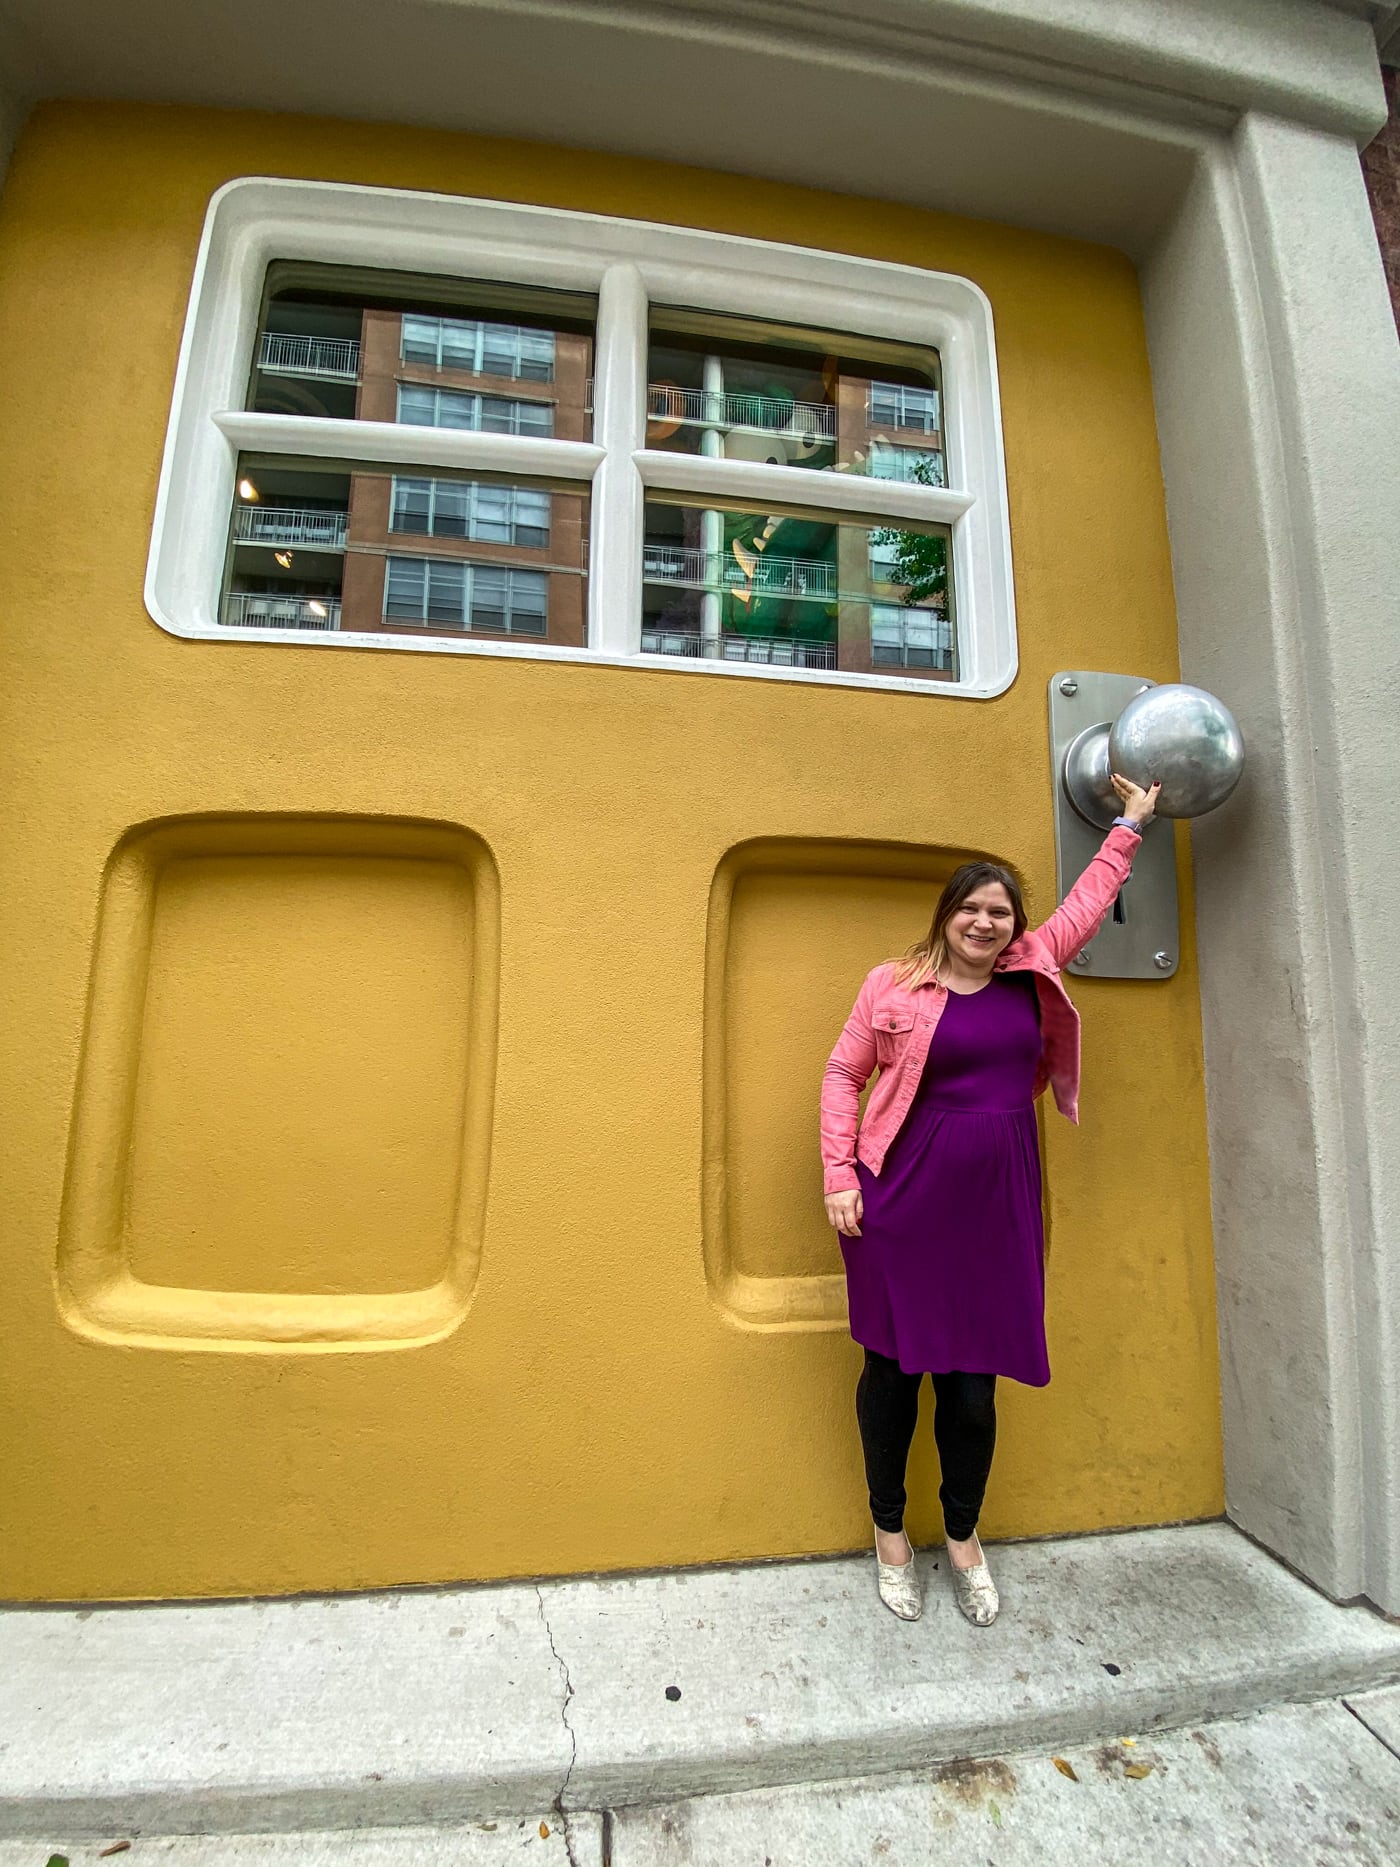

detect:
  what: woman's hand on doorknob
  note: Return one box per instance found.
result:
[1110,772,1161,827]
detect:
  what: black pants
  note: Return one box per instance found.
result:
[855,1347,997,1542]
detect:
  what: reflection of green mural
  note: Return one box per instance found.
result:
[721,510,837,644]
[871,456,948,607]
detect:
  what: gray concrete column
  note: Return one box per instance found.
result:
[1143,108,1400,1611]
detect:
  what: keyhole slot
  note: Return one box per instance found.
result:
[1112,888,1127,926]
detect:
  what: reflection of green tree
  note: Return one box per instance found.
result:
[870,455,948,607]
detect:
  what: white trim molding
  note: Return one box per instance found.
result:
[145,176,1019,699]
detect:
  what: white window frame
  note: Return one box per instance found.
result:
[147,177,1018,698]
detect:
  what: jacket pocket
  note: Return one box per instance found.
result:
[872,1008,916,1068]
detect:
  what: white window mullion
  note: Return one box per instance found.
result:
[632,448,973,530]
[587,263,648,656]
[213,410,603,486]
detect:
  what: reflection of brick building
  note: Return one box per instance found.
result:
[836,371,951,680]
[237,299,590,644]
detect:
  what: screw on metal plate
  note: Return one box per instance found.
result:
[1071,951,1091,969]
[1058,678,1079,697]
[1153,951,1173,970]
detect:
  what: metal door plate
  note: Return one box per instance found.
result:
[1048,672,1179,981]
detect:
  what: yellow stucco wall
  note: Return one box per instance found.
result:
[0,102,1223,1601]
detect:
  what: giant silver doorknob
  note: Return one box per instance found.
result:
[1062,682,1245,829]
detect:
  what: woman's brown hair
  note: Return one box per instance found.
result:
[891,861,1028,989]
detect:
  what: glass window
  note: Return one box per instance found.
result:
[641,499,954,681]
[645,307,945,488]
[391,477,551,547]
[868,381,941,434]
[384,557,550,635]
[401,314,556,382]
[223,457,586,648]
[155,195,1012,689]
[395,384,554,437]
[871,601,955,672]
[869,440,945,487]
[247,266,590,435]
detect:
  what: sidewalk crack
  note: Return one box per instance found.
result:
[1344,1694,1400,1765]
[536,1585,582,1867]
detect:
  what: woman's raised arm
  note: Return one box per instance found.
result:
[1032,776,1160,970]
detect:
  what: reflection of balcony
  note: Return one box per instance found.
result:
[222,592,342,631]
[257,332,361,380]
[642,546,836,601]
[641,627,836,669]
[646,383,836,440]
[233,506,349,550]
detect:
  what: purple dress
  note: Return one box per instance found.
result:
[842,972,1050,1387]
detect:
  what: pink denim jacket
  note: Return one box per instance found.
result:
[820,824,1142,1196]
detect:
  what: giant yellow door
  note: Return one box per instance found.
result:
[0,102,1221,1600]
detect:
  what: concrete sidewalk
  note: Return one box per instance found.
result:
[3,1523,1399,1861]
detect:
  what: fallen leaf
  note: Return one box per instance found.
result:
[539,1821,551,1839]
[989,1800,1003,1828]
[1052,1757,1079,1781]
[46,1857,68,1867]
[1119,1737,1137,1747]
[1124,1763,1153,1779]
[99,1848,133,1859]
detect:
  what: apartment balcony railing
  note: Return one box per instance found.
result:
[642,546,837,601]
[641,628,836,669]
[257,332,361,381]
[644,383,837,439]
[222,592,342,631]
[232,506,350,550]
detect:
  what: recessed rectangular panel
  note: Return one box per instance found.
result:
[705,838,975,1326]
[58,816,499,1352]
[126,854,473,1296]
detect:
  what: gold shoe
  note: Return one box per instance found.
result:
[947,1543,999,1626]
[875,1534,922,1621]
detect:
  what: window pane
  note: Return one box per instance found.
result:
[425,560,465,624]
[396,384,436,427]
[386,475,553,548]
[432,480,470,538]
[248,265,591,436]
[391,477,432,535]
[646,307,945,487]
[642,499,955,680]
[400,315,440,365]
[223,456,588,648]
[869,601,955,673]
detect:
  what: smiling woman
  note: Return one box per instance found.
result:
[819,775,1160,1626]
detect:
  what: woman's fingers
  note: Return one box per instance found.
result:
[825,1192,862,1236]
